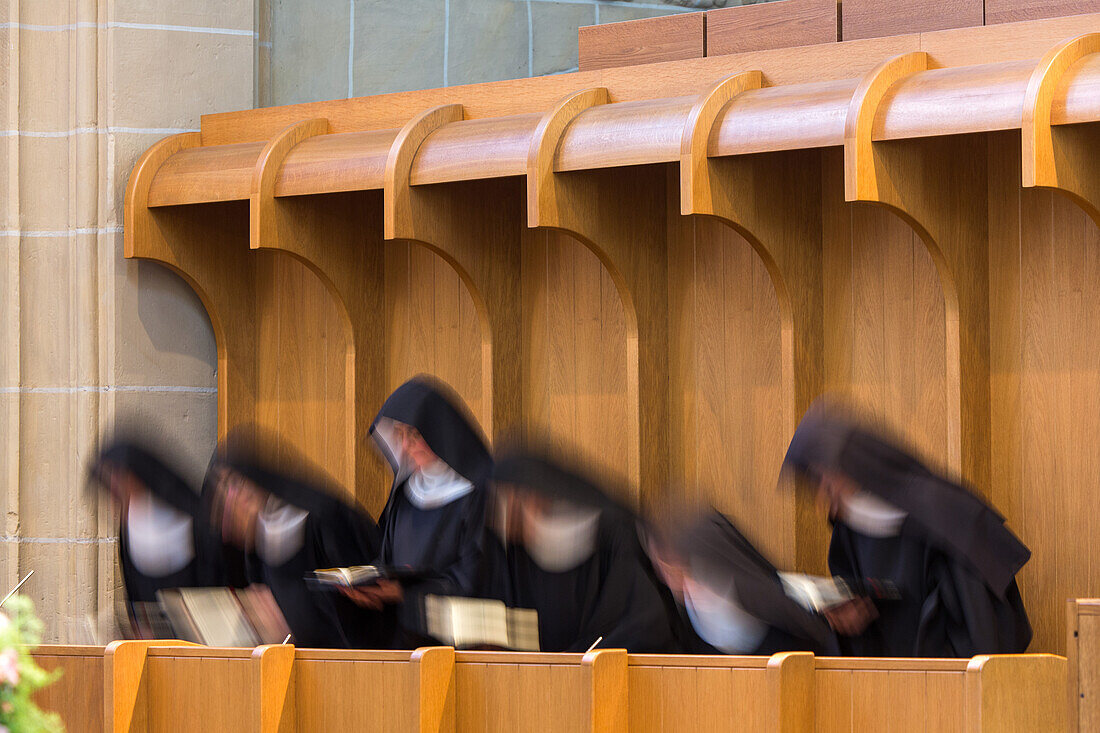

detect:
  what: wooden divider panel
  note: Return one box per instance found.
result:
[142,647,256,732]
[385,106,524,446]
[250,120,389,504]
[31,646,105,733]
[965,654,1067,732]
[528,89,670,506]
[845,52,991,493]
[989,132,1100,655]
[678,72,826,570]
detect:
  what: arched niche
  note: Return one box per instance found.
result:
[520,227,633,496]
[822,147,951,475]
[383,239,489,435]
[988,129,1100,655]
[667,213,792,566]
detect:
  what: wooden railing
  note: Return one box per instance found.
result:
[31,644,1067,732]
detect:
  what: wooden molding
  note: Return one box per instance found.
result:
[124,132,202,259]
[252,644,295,733]
[250,118,330,249]
[767,652,815,733]
[679,70,764,215]
[844,51,929,202]
[526,87,609,229]
[384,104,465,240]
[104,640,195,733]
[583,649,628,733]
[413,646,456,733]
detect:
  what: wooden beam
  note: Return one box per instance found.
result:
[841,0,983,40]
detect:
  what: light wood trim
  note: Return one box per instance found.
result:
[453,651,587,664]
[32,645,107,656]
[965,654,1068,732]
[526,87,609,228]
[250,118,329,248]
[767,652,814,733]
[104,640,195,733]
[1076,599,1100,615]
[252,644,295,733]
[814,657,970,671]
[145,646,254,658]
[294,649,414,662]
[1069,600,1082,732]
[844,51,930,202]
[583,649,628,733]
[627,653,771,668]
[384,104,464,240]
[124,132,202,258]
[413,646,455,733]
[679,70,764,215]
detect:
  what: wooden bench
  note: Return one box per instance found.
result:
[30,644,1067,732]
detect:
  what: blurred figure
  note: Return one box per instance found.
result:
[645,510,838,655]
[89,440,218,638]
[208,430,386,648]
[344,377,491,646]
[482,451,680,653]
[783,403,1032,656]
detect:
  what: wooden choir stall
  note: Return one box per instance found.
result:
[35,6,1100,732]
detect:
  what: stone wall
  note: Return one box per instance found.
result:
[259,0,760,106]
[1,0,251,642]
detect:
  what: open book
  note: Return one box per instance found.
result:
[777,573,900,613]
[157,586,291,647]
[305,564,427,590]
[424,595,540,651]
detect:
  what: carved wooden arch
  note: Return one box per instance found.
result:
[249,118,388,503]
[528,88,670,506]
[384,104,524,444]
[124,132,257,442]
[844,51,991,494]
[1022,32,1100,226]
[679,71,828,570]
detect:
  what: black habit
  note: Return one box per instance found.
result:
[784,410,1033,657]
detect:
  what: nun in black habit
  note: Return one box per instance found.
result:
[345,377,491,644]
[208,444,386,649]
[89,441,222,637]
[481,452,681,653]
[646,510,839,656]
[782,406,1033,657]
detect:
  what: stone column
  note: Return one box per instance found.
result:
[0,0,252,643]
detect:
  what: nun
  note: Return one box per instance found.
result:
[645,510,839,656]
[208,440,385,649]
[89,441,218,638]
[342,377,492,644]
[782,405,1033,657]
[481,451,680,653]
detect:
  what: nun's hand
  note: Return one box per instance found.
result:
[823,597,878,636]
[339,580,404,610]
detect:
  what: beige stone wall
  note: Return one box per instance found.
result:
[1,0,252,642]
[261,0,733,106]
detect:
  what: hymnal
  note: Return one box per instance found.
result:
[157,586,290,647]
[424,595,540,651]
[305,564,426,590]
[777,573,900,613]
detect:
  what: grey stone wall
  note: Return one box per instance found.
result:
[259,0,764,107]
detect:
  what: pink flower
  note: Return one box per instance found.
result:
[0,649,19,686]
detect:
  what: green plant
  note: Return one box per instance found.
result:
[0,595,63,733]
